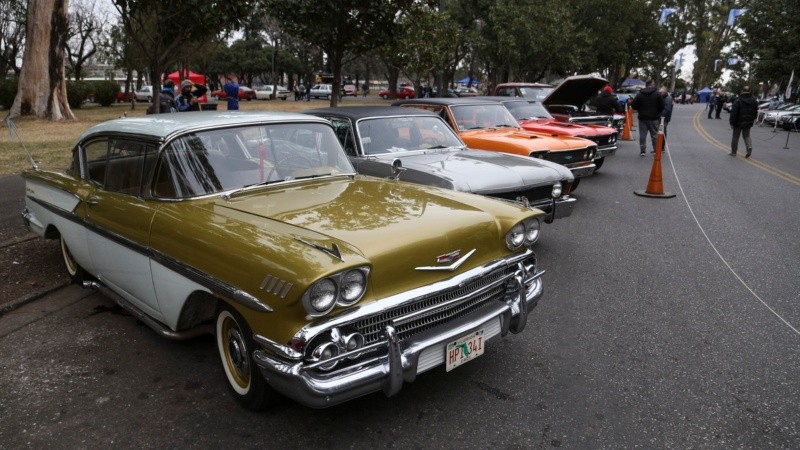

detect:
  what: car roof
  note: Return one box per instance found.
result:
[477,96,542,105]
[392,97,500,107]
[304,106,438,120]
[79,111,328,142]
[495,82,552,88]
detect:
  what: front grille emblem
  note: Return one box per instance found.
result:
[437,250,461,264]
[416,249,476,272]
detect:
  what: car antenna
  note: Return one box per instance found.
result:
[5,118,38,170]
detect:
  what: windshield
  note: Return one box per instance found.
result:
[502,101,553,120]
[449,104,521,131]
[357,116,464,154]
[153,122,354,198]
[518,86,553,101]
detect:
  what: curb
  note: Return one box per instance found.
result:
[0,281,71,316]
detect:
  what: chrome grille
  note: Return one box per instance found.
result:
[353,267,514,345]
[545,149,590,166]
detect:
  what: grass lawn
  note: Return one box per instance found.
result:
[1,96,383,177]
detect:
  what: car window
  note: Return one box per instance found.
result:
[153,123,354,199]
[328,118,357,156]
[105,139,155,196]
[450,104,520,130]
[84,140,108,186]
[357,116,462,154]
[503,101,553,120]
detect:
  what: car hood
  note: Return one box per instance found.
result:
[518,119,615,137]
[212,176,529,299]
[460,128,595,153]
[366,149,572,193]
[544,75,609,108]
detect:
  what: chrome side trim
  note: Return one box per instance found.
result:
[83,281,212,340]
[296,238,343,262]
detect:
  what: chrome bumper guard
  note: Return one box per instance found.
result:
[569,163,596,179]
[595,144,618,158]
[252,265,544,409]
[529,197,576,223]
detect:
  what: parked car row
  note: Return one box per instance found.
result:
[19,77,624,412]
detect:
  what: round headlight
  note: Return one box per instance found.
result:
[308,279,337,313]
[551,182,562,198]
[312,342,339,370]
[339,269,367,305]
[506,223,525,249]
[610,134,616,143]
[524,218,541,244]
[343,333,364,352]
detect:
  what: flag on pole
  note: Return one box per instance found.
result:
[659,8,677,25]
[786,70,795,100]
[727,8,748,26]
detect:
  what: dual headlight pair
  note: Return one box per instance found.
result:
[302,267,370,317]
[506,217,541,249]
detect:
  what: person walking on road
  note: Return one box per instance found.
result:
[729,85,759,158]
[631,79,665,156]
[660,86,673,138]
[708,90,717,119]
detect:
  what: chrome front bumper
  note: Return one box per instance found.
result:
[252,266,544,408]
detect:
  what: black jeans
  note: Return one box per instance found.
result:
[731,127,752,154]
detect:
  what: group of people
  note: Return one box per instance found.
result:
[626,81,757,158]
[149,79,209,114]
[707,88,727,119]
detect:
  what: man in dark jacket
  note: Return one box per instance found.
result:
[589,85,622,115]
[631,80,665,155]
[729,85,759,158]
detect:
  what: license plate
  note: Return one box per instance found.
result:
[445,329,485,372]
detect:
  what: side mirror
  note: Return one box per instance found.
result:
[390,158,407,180]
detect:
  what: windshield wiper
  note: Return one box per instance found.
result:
[493,124,515,128]
[426,145,449,150]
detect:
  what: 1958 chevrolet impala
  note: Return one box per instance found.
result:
[21,111,546,409]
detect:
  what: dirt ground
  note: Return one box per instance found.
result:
[0,237,68,308]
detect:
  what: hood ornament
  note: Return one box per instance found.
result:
[297,238,343,262]
[416,249,476,271]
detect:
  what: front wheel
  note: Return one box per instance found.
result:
[382,94,389,100]
[593,157,605,171]
[216,304,278,410]
[570,177,581,192]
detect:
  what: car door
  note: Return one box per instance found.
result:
[82,137,163,319]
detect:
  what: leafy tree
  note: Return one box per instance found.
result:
[737,0,800,97]
[264,0,423,106]
[111,0,256,113]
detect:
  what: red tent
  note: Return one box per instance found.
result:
[166,69,207,102]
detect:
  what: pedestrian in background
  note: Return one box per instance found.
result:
[176,80,207,112]
[222,77,239,110]
[659,86,673,138]
[729,85,759,158]
[631,79,665,156]
[715,90,726,119]
[708,89,717,119]
[293,81,300,101]
[590,85,623,115]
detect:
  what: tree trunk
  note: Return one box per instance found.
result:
[7,0,74,120]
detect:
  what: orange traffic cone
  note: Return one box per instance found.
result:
[622,105,632,140]
[627,106,635,130]
[634,118,676,198]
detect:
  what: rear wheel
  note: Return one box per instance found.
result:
[216,304,278,410]
[60,235,86,283]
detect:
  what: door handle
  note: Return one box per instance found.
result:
[85,197,100,206]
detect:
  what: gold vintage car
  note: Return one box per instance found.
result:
[21,111,546,409]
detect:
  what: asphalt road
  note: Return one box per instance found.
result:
[1,103,798,448]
